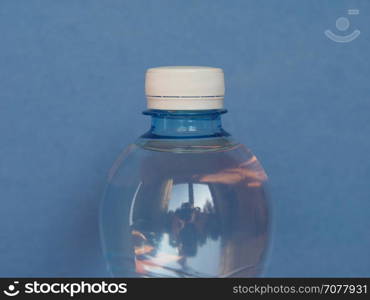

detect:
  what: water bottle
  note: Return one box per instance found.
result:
[100,66,270,277]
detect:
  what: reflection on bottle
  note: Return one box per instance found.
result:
[129,153,268,277]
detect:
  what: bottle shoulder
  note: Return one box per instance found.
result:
[134,135,240,153]
[107,138,268,193]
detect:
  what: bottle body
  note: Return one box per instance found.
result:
[100,110,270,277]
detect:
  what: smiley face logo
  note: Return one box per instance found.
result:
[3,282,20,297]
[325,9,360,43]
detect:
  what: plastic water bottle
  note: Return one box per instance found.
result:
[100,66,269,277]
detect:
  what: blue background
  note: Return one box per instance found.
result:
[0,0,369,277]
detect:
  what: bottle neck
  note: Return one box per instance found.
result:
[142,109,228,138]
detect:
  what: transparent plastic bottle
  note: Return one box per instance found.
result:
[100,67,269,277]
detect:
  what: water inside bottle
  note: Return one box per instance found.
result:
[101,139,269,277]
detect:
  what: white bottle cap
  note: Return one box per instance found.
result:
[145,66,225,110]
